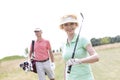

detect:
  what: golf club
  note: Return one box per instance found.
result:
[67,12,84,74]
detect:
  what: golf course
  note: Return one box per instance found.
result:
[0,43,120,80]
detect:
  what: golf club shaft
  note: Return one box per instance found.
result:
[67,12,84,74]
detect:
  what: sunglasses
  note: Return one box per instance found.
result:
[34,31,41,33]
[63,23,76,26]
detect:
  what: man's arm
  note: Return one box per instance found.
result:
[49,49,54,62]
[49,48,56,70]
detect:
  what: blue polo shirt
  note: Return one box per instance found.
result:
[62,34,94,80]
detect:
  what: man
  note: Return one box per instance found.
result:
[29,28,55,80]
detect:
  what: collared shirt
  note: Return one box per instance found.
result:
[33,38,51,61]
[62,34,95,80]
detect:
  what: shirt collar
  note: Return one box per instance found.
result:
[36,38,44,42]
[66,34,77,45]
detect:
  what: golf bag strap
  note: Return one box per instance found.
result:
[31,40,35,58]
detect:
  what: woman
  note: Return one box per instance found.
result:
[59,14,99,80]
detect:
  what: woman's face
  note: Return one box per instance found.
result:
[63,22,77,35]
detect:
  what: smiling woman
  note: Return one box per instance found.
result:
[59,14,99,80]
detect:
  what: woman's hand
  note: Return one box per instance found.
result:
[66,58,82,66]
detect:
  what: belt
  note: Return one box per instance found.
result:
[36,58,49,62]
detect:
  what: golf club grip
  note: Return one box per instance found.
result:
[67,65,72,73]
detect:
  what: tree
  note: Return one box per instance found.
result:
[25,47,29,56]
[115,35,120,42]
[91,38,101,46]
[100,37,111,45]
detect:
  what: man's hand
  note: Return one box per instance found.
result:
[51,62,55,70]
[66,58,82,66]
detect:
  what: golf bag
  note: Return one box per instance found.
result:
[31,59,37,73]
[19,40,37,73]
[19,59,37,73]
[30,40,37,73]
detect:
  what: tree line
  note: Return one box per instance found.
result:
[91,35,120,46]
[24,35,120,54]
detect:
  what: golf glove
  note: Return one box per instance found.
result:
[27,60,33,71]
[66,58,82,66]
[51,62,55,70]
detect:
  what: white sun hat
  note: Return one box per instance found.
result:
[60,16,78,25]
[59,14,78,29]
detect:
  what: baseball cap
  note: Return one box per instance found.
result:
[34,28,42,32]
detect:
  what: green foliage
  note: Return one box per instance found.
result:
[91,35,120,46]
[91,38,101,46]
[25,47,29,55]
[115,35,120,42]
[100,37,111,45]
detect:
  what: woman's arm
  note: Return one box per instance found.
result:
[66,44,99,66]
[80,44,99,63]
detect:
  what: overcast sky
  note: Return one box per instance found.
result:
[0,0,120,59]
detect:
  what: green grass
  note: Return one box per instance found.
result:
[0,45,120,80]
[91,48,120,80]
[0,55,24,61]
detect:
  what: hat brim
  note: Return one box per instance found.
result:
[34,28,42,32]
[59,20,78,29]
[60,18,78,26]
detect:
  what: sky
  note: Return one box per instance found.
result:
[0,0,120,59]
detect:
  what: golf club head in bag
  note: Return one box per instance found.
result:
[19,60,37,73]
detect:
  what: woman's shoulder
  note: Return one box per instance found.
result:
[79,36,91,46]
[79,36,90,41]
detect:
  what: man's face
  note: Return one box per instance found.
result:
[34,30,42,37]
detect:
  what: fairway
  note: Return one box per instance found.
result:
[0,43,120,80]
[92,47,120,80]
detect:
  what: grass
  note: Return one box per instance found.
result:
[0,55,24,61]
[0,43,120,80]
[92,47,120,80]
